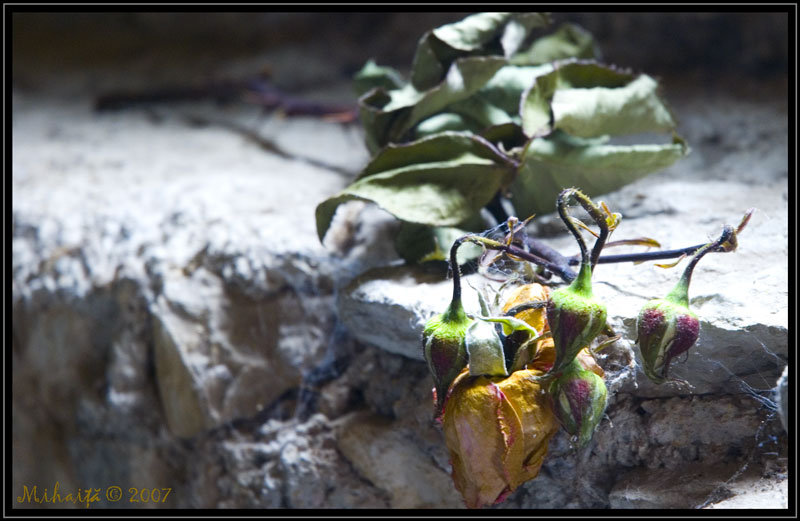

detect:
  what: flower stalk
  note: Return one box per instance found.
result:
[636,224,738,384]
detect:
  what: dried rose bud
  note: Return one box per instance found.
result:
[548,354,608,448]
[545,188,610,374]
[636,293,699,384]
[636,225,736,384]
[423,296,472,417]
[442,368,560,509]
[546,261,607,374]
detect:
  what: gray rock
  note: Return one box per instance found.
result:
[337,265,475,360]
[608,463,743,509]
[150,265,341,438]
[336,411,464,509]
[701,472,789,509]
[497,392,767,509]
[11,82,369,502]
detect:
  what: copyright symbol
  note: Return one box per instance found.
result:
[106,486,122,502]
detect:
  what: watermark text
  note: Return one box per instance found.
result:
[17,482,172,508]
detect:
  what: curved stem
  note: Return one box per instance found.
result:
[503,301,548,317]
[571,243,705,265]
[681,225,735,288]
[450,237,466,304]
[466,234,578,283]
[591,217,609,271]
[666,225,735,304]
[557,189,591,268]
[569,190,611,271]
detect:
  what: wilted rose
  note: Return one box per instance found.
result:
[441,368,560,508]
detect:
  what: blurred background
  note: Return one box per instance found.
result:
[12,12,789,96]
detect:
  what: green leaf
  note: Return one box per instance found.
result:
[414,113,477,137]
[480,122,528,151]
[475,315,539,336]
[356,131,511,181]
[520,60,635,137]
[411,13,515,90]
[431,12,514,51]
[512,62,685,216]
[510,22,597,65]
[466,320,508,377]
[409,37,449,94]
[357,88,401,155]
[359,56,507,153]
[477,63,554,115]
[552,74,677,137]
[520,66,561,137]
[500,13,552,57]
[399,57,508,141]
[410,93,516,140]
[353,59,405,97]
[548,61,634,89]
[509,130,689,217]
[316,133,515,242]
[395,222,483,265]
[410,13,550,91]
[448,96,515,129]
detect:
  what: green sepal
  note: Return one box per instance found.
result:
[465,320,508,377]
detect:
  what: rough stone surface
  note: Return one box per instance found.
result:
[607,461,788,510]
[702,465,789,509]
[336,412,464,509]
[12,12,788,512]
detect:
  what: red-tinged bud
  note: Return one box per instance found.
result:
[636,297,700,384]
[546,188,609,374]
[423,296,472,418]
[636,224,736,384]
[546,261,607,373]
[423,236,474,418]
[548,353,607,448]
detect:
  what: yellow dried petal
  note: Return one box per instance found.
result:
[527,337,556,373]
[444,374,521,508]
[529,342,603,378]
[575,348,604,378]
[442,368,559,508]
[501,284,550,333]
[495,369,559,488]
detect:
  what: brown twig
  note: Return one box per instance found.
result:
[95,73,359,122]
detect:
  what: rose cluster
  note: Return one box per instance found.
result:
[426,281,607,508]
[422,189,748,508]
